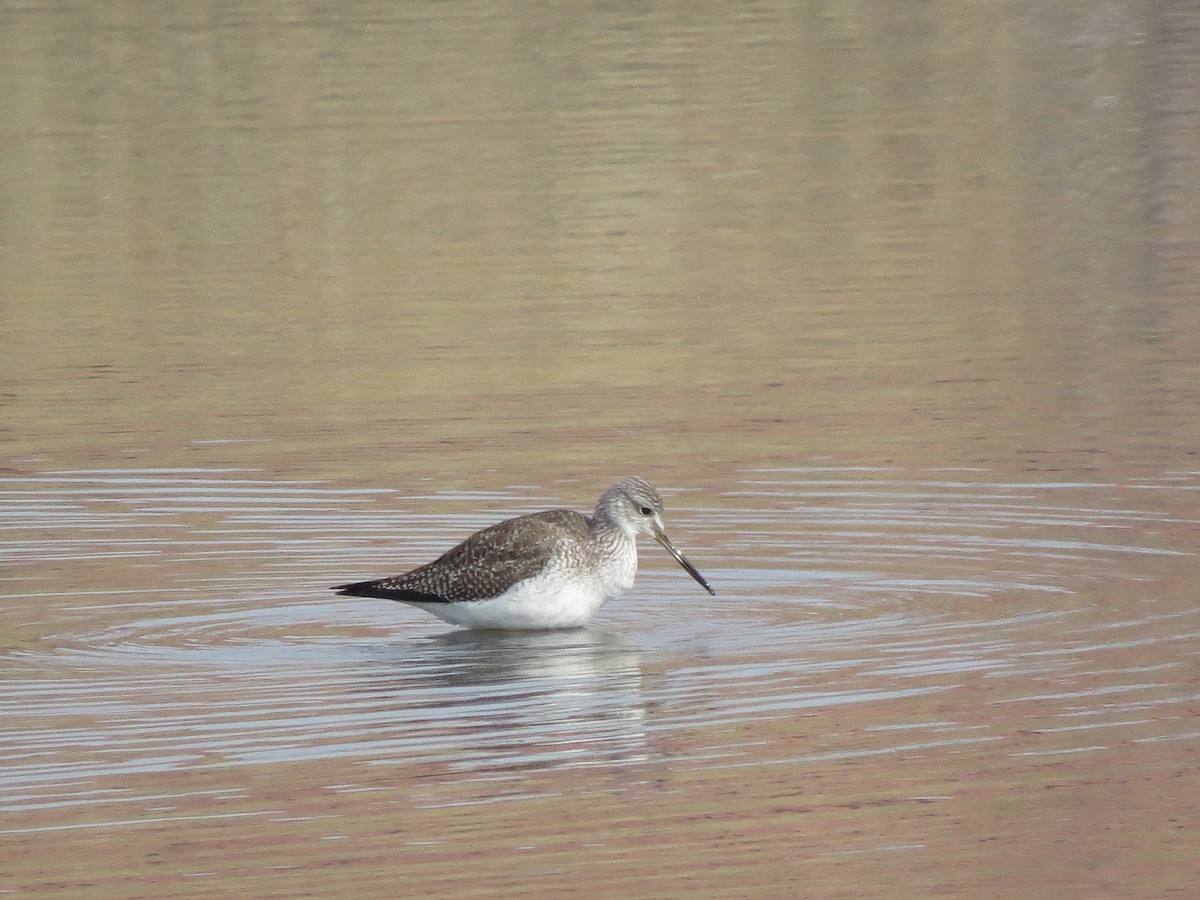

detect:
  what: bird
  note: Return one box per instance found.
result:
[333,476,715,630]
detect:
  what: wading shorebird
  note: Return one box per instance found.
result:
[334,477,715,630]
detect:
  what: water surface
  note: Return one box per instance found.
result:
[2,1,1199,896]
[3,468,1197,895]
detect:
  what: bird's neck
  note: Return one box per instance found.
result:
[589,514,636,546]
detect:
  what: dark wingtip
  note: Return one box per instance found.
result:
[333,580,384,598]
[333,580,449,604]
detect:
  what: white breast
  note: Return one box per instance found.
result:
[409,535,640,630]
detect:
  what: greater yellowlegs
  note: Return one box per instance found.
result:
[334,476,715,630]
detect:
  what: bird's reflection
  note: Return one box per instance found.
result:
[353,629,650,776]
[433,628,640,685]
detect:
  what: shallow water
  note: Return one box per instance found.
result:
[3,1,1200,896]
[3,469,1197,894]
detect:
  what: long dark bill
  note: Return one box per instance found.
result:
[654,528,716,596]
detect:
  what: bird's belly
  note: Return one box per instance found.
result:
[411,568,625,630]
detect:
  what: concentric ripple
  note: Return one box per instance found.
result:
[1,467,1197,816]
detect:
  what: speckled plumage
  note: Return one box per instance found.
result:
[343,509,591,603]
[334,477,715,630]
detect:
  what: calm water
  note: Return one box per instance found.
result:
[2,2,1199,897]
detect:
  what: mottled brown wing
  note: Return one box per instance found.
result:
[334,509,589,603]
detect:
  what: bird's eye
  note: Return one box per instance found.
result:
[639,506,653,517]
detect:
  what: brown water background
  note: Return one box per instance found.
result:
[2,3,1199,897]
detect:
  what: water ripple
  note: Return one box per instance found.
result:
[1,467,1197,814]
